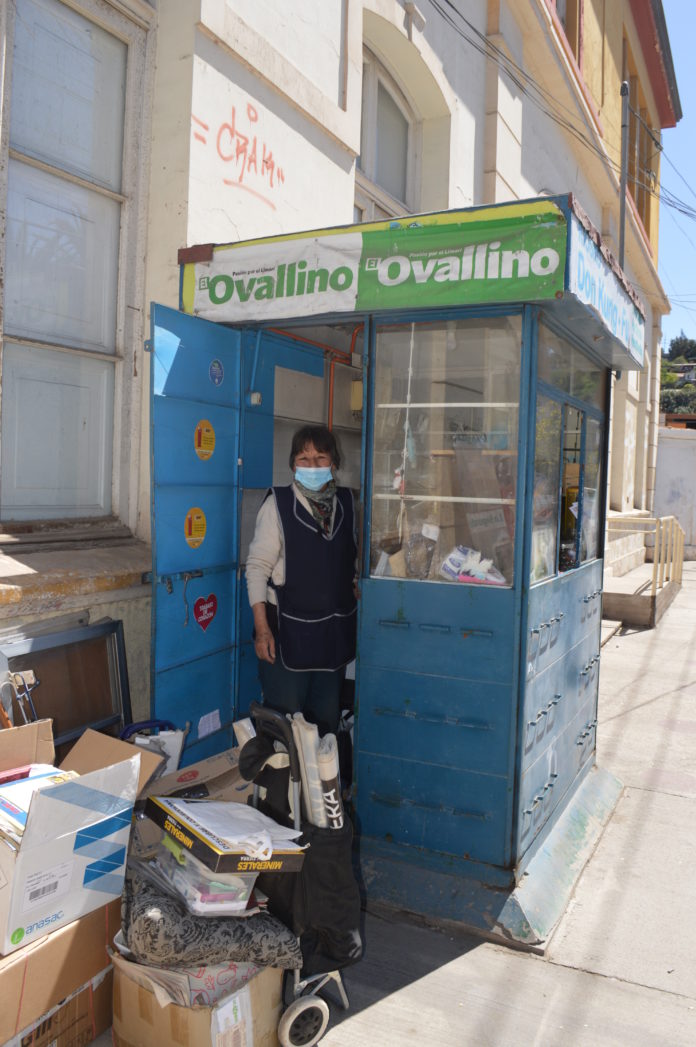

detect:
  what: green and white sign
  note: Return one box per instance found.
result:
[182,202,568,323]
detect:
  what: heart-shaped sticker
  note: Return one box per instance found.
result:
[194,594,217,631]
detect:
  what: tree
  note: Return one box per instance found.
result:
[660,387,696,414]
[661,360,678,387]
[666,333,696,362]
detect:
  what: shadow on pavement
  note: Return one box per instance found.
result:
[323,908,484,1029]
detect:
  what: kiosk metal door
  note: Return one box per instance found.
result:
[149,304,242,762]
[149,310,339,762]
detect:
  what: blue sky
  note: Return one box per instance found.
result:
[658,1,696,351]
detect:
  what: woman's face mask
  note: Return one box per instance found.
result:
[294,466,333,491]
[293,442,334,491]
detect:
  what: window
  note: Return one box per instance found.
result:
[555,0,581,64]
[545,0,582,66]
[530,324,605,583]
[623,37,657,238]
[530,394,562,583]
[356,49,416,220]
[369,317,521,587]
[1,0,148,522]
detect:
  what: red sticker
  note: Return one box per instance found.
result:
[176,769,200,783]
[194,594,218,631]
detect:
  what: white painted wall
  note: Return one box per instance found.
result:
[222,0,347,107]
[654,428,696,557]
[188,44,356,242]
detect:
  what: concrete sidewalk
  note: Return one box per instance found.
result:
[95,565,696,1046]
[319,562,696,1046]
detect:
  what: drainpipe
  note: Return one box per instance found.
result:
[619,81,629,270]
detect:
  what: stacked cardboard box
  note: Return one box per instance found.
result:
[115,744,289,1046]
[0,720,164,1046]
[0,898,120,1046]
[111,954,282,1047]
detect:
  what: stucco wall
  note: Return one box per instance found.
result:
[654,428,696,557]
[188,43,356,243]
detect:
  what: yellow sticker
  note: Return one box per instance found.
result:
[184,507,207,549]
[194,419,216,461]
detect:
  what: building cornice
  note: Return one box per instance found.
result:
[630,0,681,128]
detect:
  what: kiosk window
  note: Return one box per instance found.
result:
[369,317,521,586]
[538,326,605,408]
[581,417,603,563]
[530,395,562,583]
[532,323,605,582]
[560,406,583,571]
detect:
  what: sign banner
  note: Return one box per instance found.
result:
[568,215,645,367]
[183,202,568,323]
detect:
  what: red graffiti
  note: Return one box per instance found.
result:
[192,102,286,210]
[215,105,285,188]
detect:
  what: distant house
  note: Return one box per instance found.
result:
[670,363,696,385]
[664,413,696,430]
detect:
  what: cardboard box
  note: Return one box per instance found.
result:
[112,953,282,1047]
[144,796,305,874]
[8,967,113,1047]
[0,722,163,955]
[112,931,259,1007]
[0,897,120,1044]
[141,746,251,803]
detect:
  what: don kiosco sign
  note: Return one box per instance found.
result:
[567,215,645,367]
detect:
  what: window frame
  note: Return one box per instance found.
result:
[622,35,658,241]
[0,0,154,529]
[356,47,419,219]
[367,313,524,589]
[530,318,607,585]
[554,0,582,66]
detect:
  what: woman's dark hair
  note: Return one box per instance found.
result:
[289,425,341,469]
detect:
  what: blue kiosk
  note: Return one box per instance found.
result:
[148,195,643,943]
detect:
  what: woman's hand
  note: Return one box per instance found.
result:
[252,603,276,663]
[254,627,276,663]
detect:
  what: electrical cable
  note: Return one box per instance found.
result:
[422,0,696,233]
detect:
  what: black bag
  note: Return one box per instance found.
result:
[258,818,363,976]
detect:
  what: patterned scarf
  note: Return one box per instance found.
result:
[294,478,337,535]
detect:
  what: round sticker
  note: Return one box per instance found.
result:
[184,507,207,549]
[209,359,224,386]
[176,769,200,784]
[194,419,216,461]
[194,593,218,631]
[11,927,24,945]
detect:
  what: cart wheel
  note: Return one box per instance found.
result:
[278,995,330,1047]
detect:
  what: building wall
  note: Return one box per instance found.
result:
[654,428,696,557]
[0,0,678,722]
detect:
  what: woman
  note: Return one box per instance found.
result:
[246,425,357,736]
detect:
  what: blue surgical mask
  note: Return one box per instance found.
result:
[295,466,333,491]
